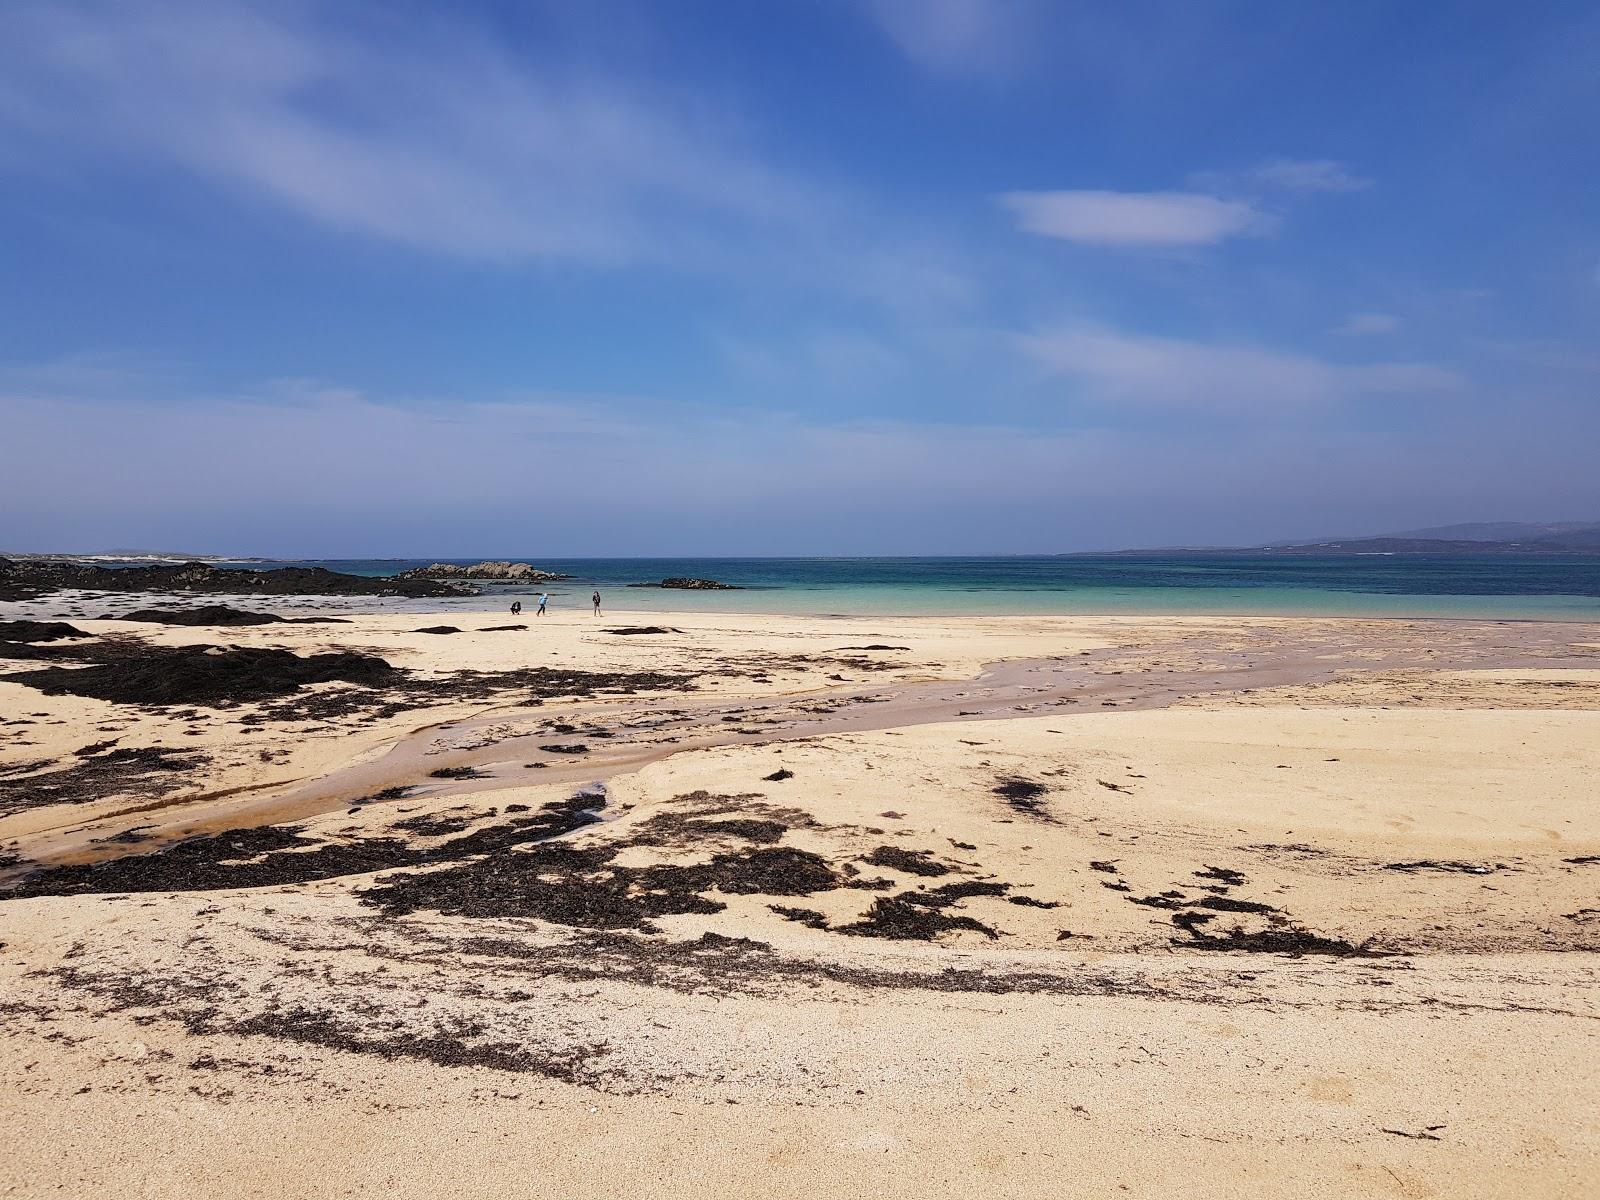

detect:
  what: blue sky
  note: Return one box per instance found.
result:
[1,0,1596,556]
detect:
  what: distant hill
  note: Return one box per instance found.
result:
[1379,521,1600,543]
[1253,520,1600,556]
[1106,521,1600,556]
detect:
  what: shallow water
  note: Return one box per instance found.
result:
[206,554,1600,620]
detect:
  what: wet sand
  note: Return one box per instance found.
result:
[2,602,1598,1197]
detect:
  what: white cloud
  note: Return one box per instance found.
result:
[999,190,1264,247]
[1019,325,1460,413]
[1246,159,1372,193]
[0,0,815,264]
[865,0,1022,76]
[1333,312,1401,336]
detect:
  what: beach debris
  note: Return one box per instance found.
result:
[1172,921,1385,957]
[1379,1126,1445,1141]
[361,841,840,928]
[863,846,950,877]
[992,778,1051,818]
[763,768,794,782]
[414,626,462,635]
[835,896,1000,941]
[3,645,397,707]
[0,746,212,817]
[1193,865,1248,886]
[770,904,829,929]
[1384,860,1507,875]
[390,810,481,837]
[604,626,683,635]
[427,766,487,780]
[1195,895,1279,915]
[0,620,89,643]
[538,743,588,755]
[111,606,347,626]
[7,791,606,898]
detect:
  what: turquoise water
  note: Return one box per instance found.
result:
[245,555,1600,620]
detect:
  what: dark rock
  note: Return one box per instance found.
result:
[626,578,743,590]
[113,606,348,627]
[0,558,467,599]
[0,620,89,643]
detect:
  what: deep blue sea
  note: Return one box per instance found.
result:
[232,555,1600,620]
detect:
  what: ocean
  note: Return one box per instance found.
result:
[238,555,1600,620]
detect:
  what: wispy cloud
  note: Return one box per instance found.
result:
[1332,312,1401,336]
[998,190,1265,247]
[0,0,815,265]
[864,0,1025,76]
[1019,325,1460,413]
[1246,159,1372,193]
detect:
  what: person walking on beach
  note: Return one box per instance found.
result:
[592,590,602,616]
[510,600,522,617]
[536,593,548,616]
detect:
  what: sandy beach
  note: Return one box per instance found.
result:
[2,601,1598,1197]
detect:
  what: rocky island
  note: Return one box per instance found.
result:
[0,558,468,602]
[626,576,744,590]
[397,561,570,582]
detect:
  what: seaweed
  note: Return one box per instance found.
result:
[836,897,999,941]
[992,778,1050,818]
[0,746,212,817]
[3,646,397,707]
[863,846,950,877]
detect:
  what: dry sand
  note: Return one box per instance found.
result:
[1,603,1598,1197]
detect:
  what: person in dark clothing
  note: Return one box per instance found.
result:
[510,601,522,616]
[592,590,602,616]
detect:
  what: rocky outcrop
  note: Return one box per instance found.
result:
[626,577,743,590]
[0,558,469,600]
[398,561,570,582]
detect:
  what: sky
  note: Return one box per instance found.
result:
[1,0,1597,557]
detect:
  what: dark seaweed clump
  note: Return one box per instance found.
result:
[0,620,89,643]
[763,768,794,782]
[1172,921,1385,957]
[1384,860,1506,875]
[3,645,397,707]
[838,896,999,941]
[772,879,1012,941]
[414,626,462,635]
[427,765,487,780]
[603,626,682,635]
[992,778,1050,817]
[390,811,480,837]
[5,792,606,898]
[112,606,348,627]
[0,746,211,817]
[360,841,840,929]
[864,845,950,877]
